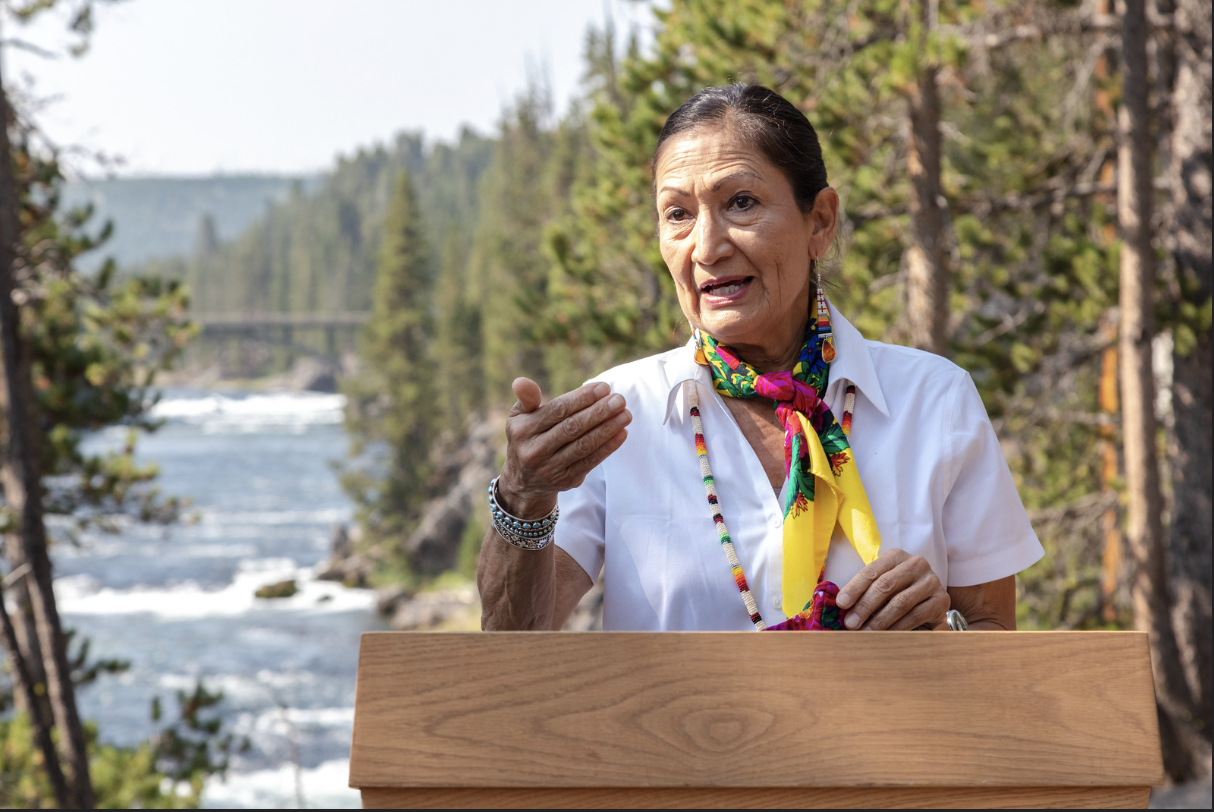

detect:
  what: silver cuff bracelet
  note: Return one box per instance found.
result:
[487,476,559,551]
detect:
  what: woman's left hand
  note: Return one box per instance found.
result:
[834,548,950,630]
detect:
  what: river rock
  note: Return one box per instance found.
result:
[284,357,339,392]
[255,579,297,599]
[316,524,372,587]
[386,587,479,631]
[375,584,414,617]
[402,413,503,574]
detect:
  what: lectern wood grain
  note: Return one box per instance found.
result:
[349,631,1162,791]
[361,785,1149,809]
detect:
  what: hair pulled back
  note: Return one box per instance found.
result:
[653,84,829,213]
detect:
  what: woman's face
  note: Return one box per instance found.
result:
[654,124,838,360]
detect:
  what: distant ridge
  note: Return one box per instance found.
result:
[62,174,321,270]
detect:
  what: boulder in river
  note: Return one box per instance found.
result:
[316,523,372,587]
[255,579,298,599]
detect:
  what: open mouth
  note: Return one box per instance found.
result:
[700,277,752,298]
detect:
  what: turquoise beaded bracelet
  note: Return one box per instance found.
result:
[487,476,559,550]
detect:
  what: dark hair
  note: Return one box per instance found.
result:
[653,84,829,213]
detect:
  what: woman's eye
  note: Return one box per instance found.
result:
[732,195,755,210]
[667,208,690,222]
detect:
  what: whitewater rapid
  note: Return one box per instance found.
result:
[55,388,382,808]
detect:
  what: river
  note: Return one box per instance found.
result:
[54,388,383,808]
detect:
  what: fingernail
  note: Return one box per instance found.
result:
[593,383,610,398]
[844,614,860,629]
[615,410,632,425]
[836,591,851,607]
[608,394,625,410]
[861,625,873,632]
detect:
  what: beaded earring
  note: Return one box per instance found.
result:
[814,261,836,363]
[806,259,816,322]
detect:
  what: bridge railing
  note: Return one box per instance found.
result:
[192,312,371,332]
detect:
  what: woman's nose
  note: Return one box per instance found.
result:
[690,211,732,266]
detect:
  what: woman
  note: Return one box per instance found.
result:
[478,85,1042,633]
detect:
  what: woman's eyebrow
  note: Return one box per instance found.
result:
[710,171,763,191]
[659,170,764,198]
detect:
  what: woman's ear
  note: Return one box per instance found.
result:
[807,188,840,259]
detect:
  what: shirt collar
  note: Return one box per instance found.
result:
[661,338,712,425]
[660,299,889,424]
[825,301,890,417]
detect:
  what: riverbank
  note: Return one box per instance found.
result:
[155,353,358,394]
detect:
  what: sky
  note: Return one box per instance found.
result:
[3,0,653,177]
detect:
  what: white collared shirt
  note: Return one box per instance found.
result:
[555,303,1044,631]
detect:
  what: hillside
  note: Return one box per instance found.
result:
[63,174,319,270]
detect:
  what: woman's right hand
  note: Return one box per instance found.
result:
[496,378,631,518]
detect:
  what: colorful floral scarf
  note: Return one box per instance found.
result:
[695,315,881,619]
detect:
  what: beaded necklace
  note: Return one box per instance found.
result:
[687,379,857,630]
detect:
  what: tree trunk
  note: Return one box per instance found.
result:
[1118,0,1208,782]
[1093,0,1124,625]
[905,55,948,356]
[1168,0,1213,754]
[0,60,95,808]
[1098,339,1122,623]
[0,576,70,807]
[3,532,48,709]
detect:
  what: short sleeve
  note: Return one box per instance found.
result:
[554,463,607,581]
[941,372,1044,587]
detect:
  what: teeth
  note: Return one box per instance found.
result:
[706,283,743,296]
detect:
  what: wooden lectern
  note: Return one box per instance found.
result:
[349,632,1163,808]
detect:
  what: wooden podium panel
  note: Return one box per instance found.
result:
[349,632,1163,808]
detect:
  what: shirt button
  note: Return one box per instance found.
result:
[771,593,782,611]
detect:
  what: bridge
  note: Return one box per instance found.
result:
[192,312,371,331]
[192,311,371,358]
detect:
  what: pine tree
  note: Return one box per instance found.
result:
[193,213,217,261]
[424,129,494,429]
[342,172,441,563]
[1,10,197,803]
[1165,0,1213,758]
[468,85,567,400]
[433,231,483,425]
[903,2,949,355]
[1,45,93,812]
